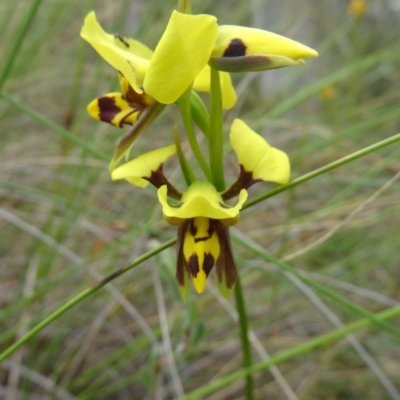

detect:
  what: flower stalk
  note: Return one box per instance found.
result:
[177,86,212,181]
[209,67,225,191]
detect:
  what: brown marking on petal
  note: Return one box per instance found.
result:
[207,219,216,238]
[215,222,237,288]
[203,253,215,277]
[119,109,140,127]
[194,236,210,243]
[176,225,186,286]
[222,165,260,200]
[125,86,151,108]
[193,219,216,242]
[223,38,247,57]
[189,219,197,237]
[145,166,183,200]
[188,254,200,278]
[218,202,231,209]
[115,34,130,48]
[98,97,121,125]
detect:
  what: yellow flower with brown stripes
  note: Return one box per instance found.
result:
[81,10,237,128]
[159,181,248,299]
[111,118,291,299]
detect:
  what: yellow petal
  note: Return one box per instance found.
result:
[87,93,140,127]
[193,65,237,110]
[213,25,318,61]
[183,218,220,294]
[158,181,248,221]
[111,145,176,187]
[81,11,151,93]
[144,11,218,104]
[230,119,290,184]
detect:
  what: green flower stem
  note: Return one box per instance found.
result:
[179,304,400,400]
[0,0,43,91]
[0,238,176,362]
[177,87,212,181]
[178,0,192,14]
[209,67,225,191]
[234,276,254,400]
[174,125,196,186]
[232,232,400,338]
[109,102,166,171]
[190,91,210,138]
[244,132,400,210]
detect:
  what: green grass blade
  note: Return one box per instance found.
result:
[179,304,400,400]
[0,0,43,91]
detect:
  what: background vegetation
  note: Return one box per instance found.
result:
[1,0,400,398]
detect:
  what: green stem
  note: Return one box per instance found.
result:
[179,304,400,400]
[244,132,400,209]
[174,125,196,186]
[177,87,212,181]
[110,102,166,171]
[0,0,43,91]
[178,0,192,13]
[234,276,254,400]
[209,67,225,191]
[0,238,176,362]
[190,91,210,138]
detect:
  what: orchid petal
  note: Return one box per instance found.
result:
[111,145,176,187]
[182,217,221,293]
[230,119,290,184]
[81,11,151,93]
[87,93,140,127]
[158,181,247,221]
[144,11,218,104]
[213,25,318,61]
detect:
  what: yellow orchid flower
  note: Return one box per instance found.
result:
[158,181,248,299]
[81,10,237,118]
[112,119,290,299]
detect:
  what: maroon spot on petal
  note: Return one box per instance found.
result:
[203,253,215,277]
[189,219,197,237]
[176,253,185,286]
[98,97,121,124]
[188,254,200,278]
[223,38,247,57]
[215,222,237,288]
[115,34,130,48]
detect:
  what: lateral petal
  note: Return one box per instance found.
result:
[111,145,176,187]
[230,119,290,184]
[87,93,140,127]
